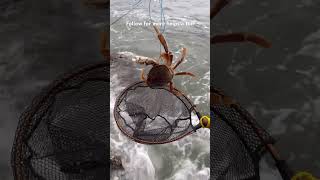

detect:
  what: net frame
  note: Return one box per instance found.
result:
[210,87,276,180]
[114,81,202,144]
[11,62,109,180]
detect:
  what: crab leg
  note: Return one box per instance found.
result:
[173,48,187,70]
[140,69,147,82]
[211,33,272,48]
[135,56,159,66]
[100,31,110,60]
[153,25,169,53]
[175,72,196,77]
[153,25,173,66]
[211,0,231,19]
[160,52,173,67]
[169,81,183,96]
[169,81,174,92]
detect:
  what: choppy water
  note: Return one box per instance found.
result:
[110,0,210,112]
[1,0,105,179]
[1,0,319,179]
[110,0,210,179]
[213,0,320,178]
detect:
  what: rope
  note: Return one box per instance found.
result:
[148,0,152,21]
[159,0,166,33]
[148,0,166,33]
[158,0,166,54]
[111,0,167,54]
[110,0,143,26]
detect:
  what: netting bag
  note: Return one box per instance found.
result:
[114,81,202,144]
[210,88,275,180]
[11,62,109,180]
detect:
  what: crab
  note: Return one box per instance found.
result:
[134,25,195,93]
[211,0,272,48]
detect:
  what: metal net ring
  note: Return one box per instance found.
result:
[11,62,109,180]
[114,81,201,144]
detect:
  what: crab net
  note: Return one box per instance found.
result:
[11,62,109,180]
[114,81,200,144]
[210,88,275,180]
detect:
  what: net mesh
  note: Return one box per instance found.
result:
[11,62,109,180]
[210,88,275,180]
[10,61,277,179]
[114,81,198,144]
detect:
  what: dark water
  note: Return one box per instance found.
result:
[0,1,105,179]
[1,0,319,179]
[213,0,320,177]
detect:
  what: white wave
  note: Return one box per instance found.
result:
[298,28,320,59]
[166,160,210,180]
[122,145,155,180]
[110,59,156,180]
[259,157,282,180]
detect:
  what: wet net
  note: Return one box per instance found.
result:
[210,88,275,180]
[11,62,109,180]
[114,81,200,144]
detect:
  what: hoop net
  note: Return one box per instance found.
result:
[11,63,109,180]
[114,81,200,144]
[210,88,275,179]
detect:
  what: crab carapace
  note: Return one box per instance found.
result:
[135,25,195,93]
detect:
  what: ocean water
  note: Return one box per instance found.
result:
[212,0,320,178]
[1,0,105,179]
[110,0,210,112]
[110,0,210,179]
[1,0,319,179]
